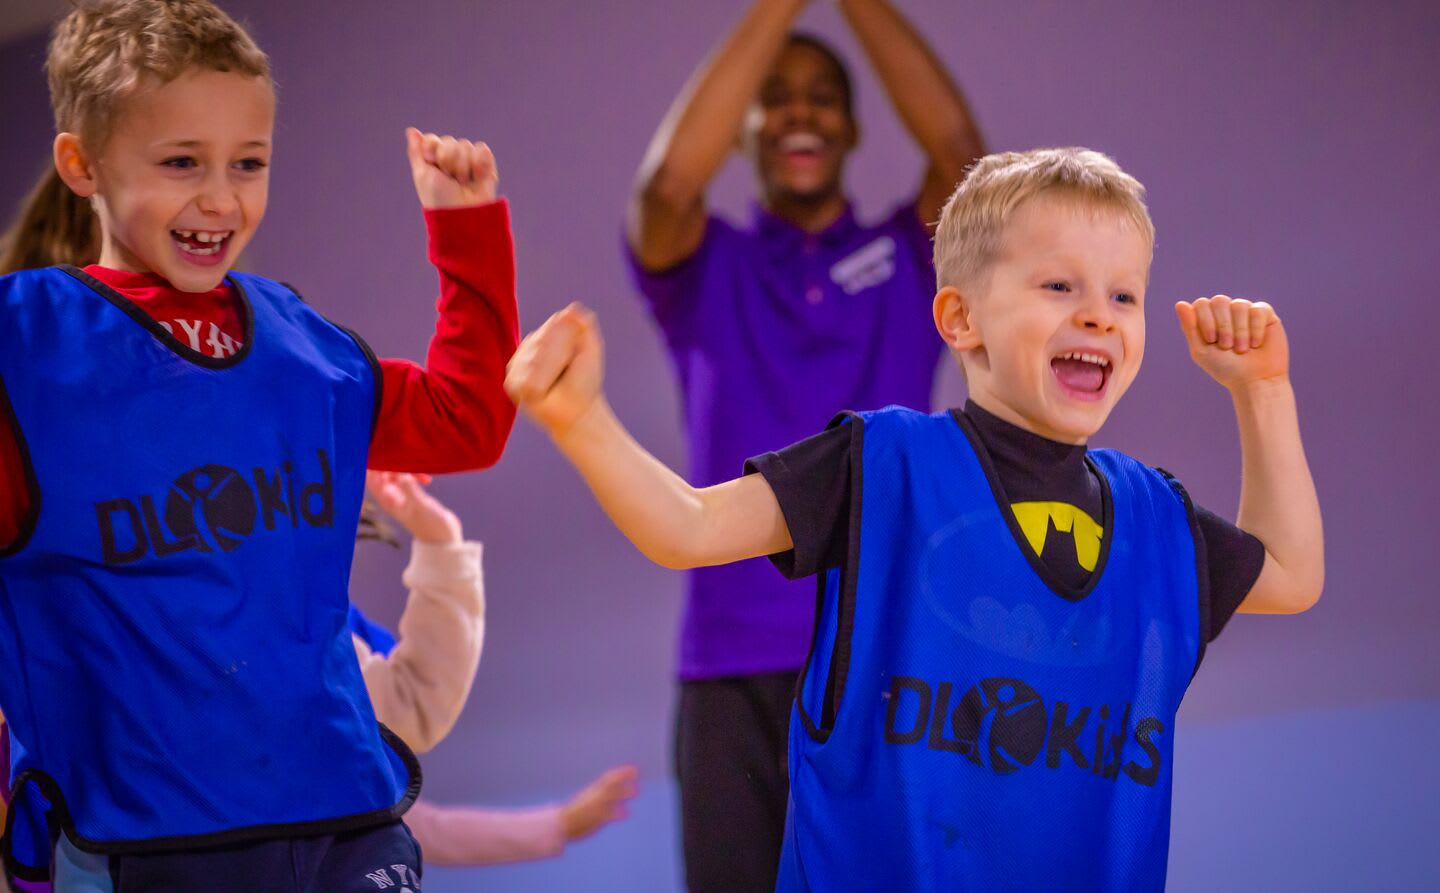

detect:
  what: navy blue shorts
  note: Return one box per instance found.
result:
[54,821,422,893]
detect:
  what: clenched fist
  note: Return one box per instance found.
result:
[406,127,498,209]
[505,303,606,440]
[1175,295,1289,390]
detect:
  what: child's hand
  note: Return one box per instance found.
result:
[1175,295,1290,391]
[559,765,639,843]
[405,127,498,209]
[505,303,606,440]
[365,471,462,544]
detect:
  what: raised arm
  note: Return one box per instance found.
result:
[370,130,520,473]
[505,305,792,568]
[354,473,485,753]
[628,0,810,271]
[838,0,985,227]
[1176,297,1324,614]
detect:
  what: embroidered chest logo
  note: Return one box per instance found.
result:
[95,449,334,565]
[829,235,896,295]
[1012,502,1104,572]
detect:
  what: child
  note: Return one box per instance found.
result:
[0,161,624,885]
[0,1,517,889]
[506,147,1324,890]
[1,473,635,889]
[627,2,984,883]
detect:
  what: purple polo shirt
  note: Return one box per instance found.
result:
[627,200,942,680]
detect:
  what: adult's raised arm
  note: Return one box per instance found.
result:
[839,0,985,228]
[628,0,809,271]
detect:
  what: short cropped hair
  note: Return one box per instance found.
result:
[933,148,1154,290]
[47,0,271,152]
[787,32,854,122]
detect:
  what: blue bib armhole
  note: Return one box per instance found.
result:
[792,411,866,744]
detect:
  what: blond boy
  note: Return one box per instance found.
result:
[507,147,1323,890]
[0,1,517,890]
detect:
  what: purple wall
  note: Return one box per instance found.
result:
[3,1,1437,889]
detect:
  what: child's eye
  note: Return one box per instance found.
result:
[1043,281,1071,293]
[1114,292,1137,305]
[234,158,268,173]
[161,156,196,170]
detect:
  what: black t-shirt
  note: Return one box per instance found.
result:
[745,401,1266,644]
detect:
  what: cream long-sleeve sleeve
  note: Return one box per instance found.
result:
[348,540,579,865]
[352,539,485,754]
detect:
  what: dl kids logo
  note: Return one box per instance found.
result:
[884,675,1165,786]
[95,449,334,565]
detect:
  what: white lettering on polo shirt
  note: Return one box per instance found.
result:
[830,235,896,295]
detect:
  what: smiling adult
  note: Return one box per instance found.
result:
[623,1,984,889]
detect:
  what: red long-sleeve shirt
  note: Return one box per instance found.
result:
[0,200,519,548]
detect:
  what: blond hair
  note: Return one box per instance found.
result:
[47,0,271,152]
[933,147,1154,290]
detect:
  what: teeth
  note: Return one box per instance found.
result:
[781,133,823,152]
[177,241,222,255]
[172,230,229,243]
[1059,350,1110,367]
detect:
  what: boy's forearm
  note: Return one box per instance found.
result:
[552,399,791,569]
[838,0,983,184]
[1232,377,1325,609]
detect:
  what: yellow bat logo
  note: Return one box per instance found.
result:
[1011,502,1104,572]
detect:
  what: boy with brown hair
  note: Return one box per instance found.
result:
[0,1,518,889]
[507,146,1323,889]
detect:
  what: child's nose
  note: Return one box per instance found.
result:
[1075,292,1117,332]
[196,173,238,216]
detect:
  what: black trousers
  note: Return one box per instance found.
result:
[675,670,799,893]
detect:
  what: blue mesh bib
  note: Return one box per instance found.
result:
[779,406,1202,892]
[0,267,416,878]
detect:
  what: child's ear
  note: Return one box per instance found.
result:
[53,133,97,199]
[933,285,982,352]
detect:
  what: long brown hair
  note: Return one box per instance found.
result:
[0,166,100,275]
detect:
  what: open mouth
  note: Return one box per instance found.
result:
[779,132,825,162]
[1050,350,1112,400]
[171,229,232,262]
